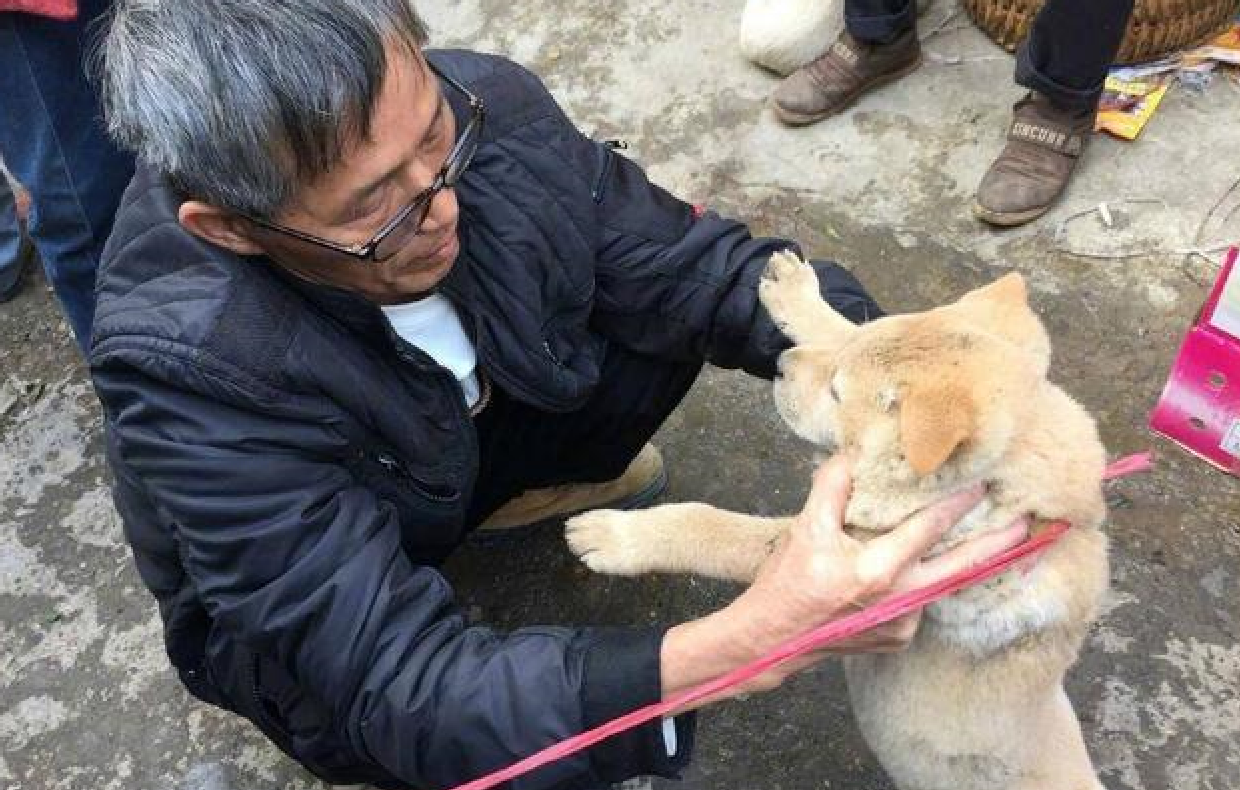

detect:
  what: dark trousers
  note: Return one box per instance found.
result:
[466,344,704,527]
[0,0,136,351]
[845,0,1137,110]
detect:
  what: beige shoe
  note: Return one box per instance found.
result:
[478,444,667,532]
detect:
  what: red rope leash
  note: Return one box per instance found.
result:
[446,452,1154,790]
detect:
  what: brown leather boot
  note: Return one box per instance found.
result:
[477,444,667,532]
[771,27,922,126]
[974,92,1094,227]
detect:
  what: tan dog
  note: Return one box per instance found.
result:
[567,251,1110,790]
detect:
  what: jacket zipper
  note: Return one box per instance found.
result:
[373,450,459,504]
[541,339,564,367]
[591,140,626,204]
[441,261,589,414]
[247,653,267,728]
[380,321,469,504]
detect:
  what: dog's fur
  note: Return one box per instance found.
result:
[567,251,1109,790]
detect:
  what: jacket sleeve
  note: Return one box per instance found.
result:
[94,359,692,790]
[588,144,881,378]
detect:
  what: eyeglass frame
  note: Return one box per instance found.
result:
[243,61,485,263]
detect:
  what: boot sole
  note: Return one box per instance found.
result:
[971,200,1054,228]
[468,463,669,545]
[770,56,923,127]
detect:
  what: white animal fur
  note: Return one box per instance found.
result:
[740,0,933,76]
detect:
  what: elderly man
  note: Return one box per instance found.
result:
[93,2,1027,788]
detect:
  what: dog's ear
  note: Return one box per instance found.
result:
[948,274,1050,366]
[898,381,977,476]
[760,250,858,348]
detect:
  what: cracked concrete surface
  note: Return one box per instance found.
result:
[2,1,1239,788]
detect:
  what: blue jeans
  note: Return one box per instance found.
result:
[1,175,22,296]
[0,0,135,352]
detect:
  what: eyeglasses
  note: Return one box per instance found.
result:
[247,62,485,263]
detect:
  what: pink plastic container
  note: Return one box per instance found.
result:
[1149,247,1240,476]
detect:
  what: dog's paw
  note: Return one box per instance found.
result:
[760,250,820,320]
[762,249,810,281]
[565,509,654,577]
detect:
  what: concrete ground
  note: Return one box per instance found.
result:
[2,1,1239,789]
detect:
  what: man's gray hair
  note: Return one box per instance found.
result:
[97,0,429,217]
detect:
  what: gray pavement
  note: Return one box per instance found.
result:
[2,1,1239,789]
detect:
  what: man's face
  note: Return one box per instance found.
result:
[254,43,461,303]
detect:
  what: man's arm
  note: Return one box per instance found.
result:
[460,53,874,378]
[94,361,688,790]
[587,144,881,378]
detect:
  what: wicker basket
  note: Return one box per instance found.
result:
[963,0,1240,65]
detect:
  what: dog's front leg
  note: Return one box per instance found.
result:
[566,503,792,583]
[759,250,857,346]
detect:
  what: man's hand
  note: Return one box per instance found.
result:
[661,456,1029,704]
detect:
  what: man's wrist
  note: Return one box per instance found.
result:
[660,601,781,706]
[581,625,695,781]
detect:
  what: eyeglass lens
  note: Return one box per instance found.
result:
[373,113,481,261]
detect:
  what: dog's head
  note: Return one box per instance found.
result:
[762,254,1051,488]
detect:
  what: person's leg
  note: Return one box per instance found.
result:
[974,0,1135,227]
[771,0,921,126]
[0,0,136,352]
[844,0,917,44]
[0,173,25,299]
[1016,0,1136,111]
[467,346,704,530]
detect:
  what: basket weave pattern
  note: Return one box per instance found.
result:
[962,0,1240,64]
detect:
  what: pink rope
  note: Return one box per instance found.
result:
[445,453,1153,790]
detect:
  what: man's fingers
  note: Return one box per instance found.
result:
[898,516,1031,591]
[824,612,922,654]
[798,455,852,541]
[867,484,986,572]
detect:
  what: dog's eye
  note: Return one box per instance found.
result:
[829,380,841,402]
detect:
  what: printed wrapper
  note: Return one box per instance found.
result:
[1094,77,1169,141]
